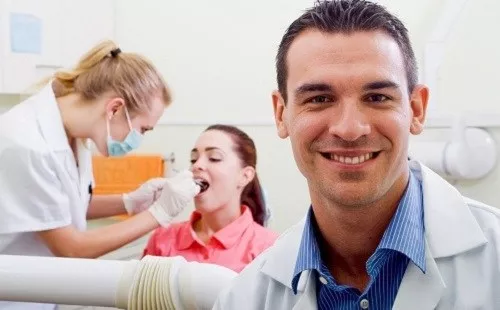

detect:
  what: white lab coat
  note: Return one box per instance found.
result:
[0,84,93,310]
[214,161,500,310]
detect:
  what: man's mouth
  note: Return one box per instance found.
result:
[320,152,380,164]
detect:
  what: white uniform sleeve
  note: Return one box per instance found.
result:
[0,145,72,234]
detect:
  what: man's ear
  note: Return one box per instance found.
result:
[105,97,126,120]
[239,166,256,188]
[272,90,289,139]
[409,85,429,135]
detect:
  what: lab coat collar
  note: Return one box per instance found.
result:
[261,218,306,290]
[260,161,488,303]
[261,219,318,309]
[392,241,446,310]
[409,160,488,258]
[32,83,71,151]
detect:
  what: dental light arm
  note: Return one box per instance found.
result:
[0,255,237,309]
[409,115,497,180]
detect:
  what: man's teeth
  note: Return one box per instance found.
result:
[331,153,373,164]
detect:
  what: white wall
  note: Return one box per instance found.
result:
[111,0,500,233]
[114,0,313,125]
[113,0,450,125]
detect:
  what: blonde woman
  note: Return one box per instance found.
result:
[0,41,200,309]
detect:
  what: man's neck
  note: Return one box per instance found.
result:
[312,173,409,291]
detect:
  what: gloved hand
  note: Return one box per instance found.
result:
[148,170,200,227]
[122,178,166,215]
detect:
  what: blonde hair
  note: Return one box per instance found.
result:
[41,40,171,112]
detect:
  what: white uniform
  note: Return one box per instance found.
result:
[214,161,500,310]
[0,84,93,309]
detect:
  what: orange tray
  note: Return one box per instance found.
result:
[92,154,165,219]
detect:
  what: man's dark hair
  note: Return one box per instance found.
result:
[276,0,418,102]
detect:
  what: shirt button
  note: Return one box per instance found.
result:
[318,276,328,285]
[360,299,369,309]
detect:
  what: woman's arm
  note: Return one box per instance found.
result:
[38,171,200,259]
[86,178,168,220]
[37,211,159,258]
[86,195,127,220]
[86,177,169,220]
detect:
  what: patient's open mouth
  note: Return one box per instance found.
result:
[195,179,210,193]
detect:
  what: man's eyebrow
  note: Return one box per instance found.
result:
[294,83,333,96]
[362,80,400,91]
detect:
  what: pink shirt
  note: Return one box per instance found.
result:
[143,206,278,272]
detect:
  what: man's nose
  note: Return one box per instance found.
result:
[328,102,371,141]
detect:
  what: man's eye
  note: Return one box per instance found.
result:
[366,94,389,102]
[309,96,332,103]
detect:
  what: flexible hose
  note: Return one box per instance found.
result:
[117,255,237,310]
[0,254,236,309]
[117,255,176,309]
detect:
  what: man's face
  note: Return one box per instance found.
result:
[273,29,428,208]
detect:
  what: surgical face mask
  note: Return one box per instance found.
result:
[106,106,143,156]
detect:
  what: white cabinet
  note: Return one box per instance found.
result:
[0,0,115,94]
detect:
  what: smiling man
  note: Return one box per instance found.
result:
[213,1,500,309]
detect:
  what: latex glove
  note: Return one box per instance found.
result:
[122,178,166,215]
[148,170,200,226]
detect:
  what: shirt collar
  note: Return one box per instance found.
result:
[178,206,254,250]
[377,171,425,271]
[32,82,71,151]
[291,207,322,294]
[291,170,425,294]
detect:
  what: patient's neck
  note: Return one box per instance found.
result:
[194,199,242,242]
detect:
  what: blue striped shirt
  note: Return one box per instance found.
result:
[292,172,425,310]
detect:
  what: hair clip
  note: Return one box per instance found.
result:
[110,48,121,57]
